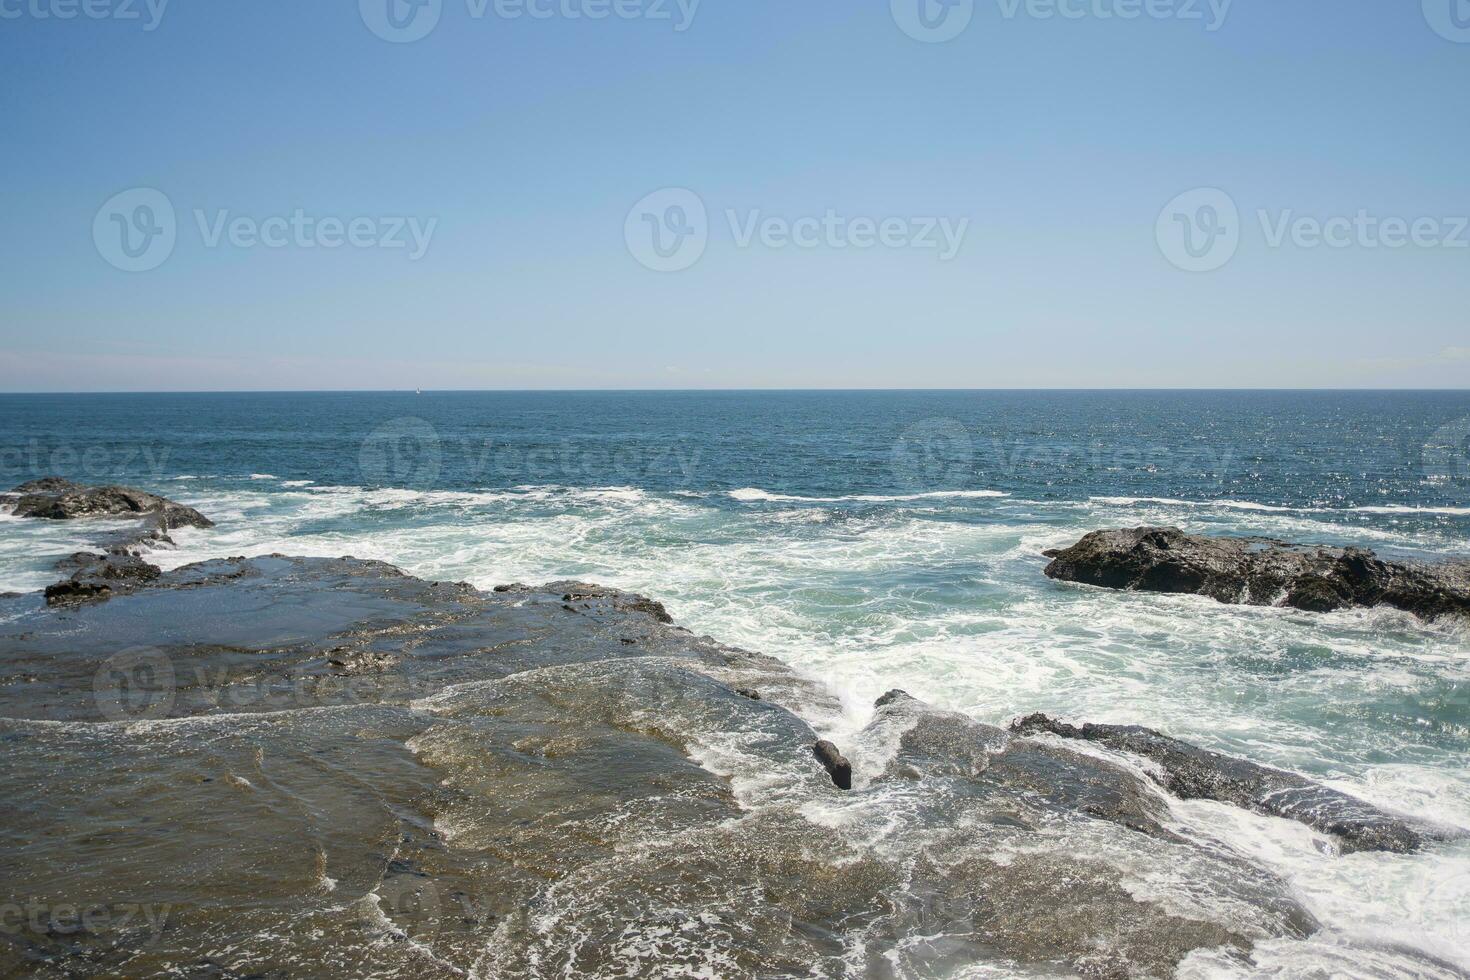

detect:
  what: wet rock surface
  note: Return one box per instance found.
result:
[812,738,853,789]
[0,556,1453,978]
[1009,713,1462,854]
[1043,526,1470,620]
[43,552,163,607]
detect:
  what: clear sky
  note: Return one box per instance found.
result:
[1,0,1467,391]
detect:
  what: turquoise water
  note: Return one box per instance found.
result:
[2,390,1469,975]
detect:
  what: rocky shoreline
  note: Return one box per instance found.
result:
[2,478,213,606]
[1,484,1466,977]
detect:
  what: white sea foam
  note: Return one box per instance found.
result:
[1090,496,1470,517]
[1090,495,1298,512]
[1352,504,1470,516]
[729,487,1009,503]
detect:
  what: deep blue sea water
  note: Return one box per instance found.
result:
[3,390,1469,509]
[2,390,1469,975]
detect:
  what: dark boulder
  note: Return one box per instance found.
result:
[44,553,162,607]
[82,553,162,584]
[874,688,919,709]
[43,580,113,606]
[6,478,212,531]
[1043,526,1470,621]
[12,477,77,495]
[1010,713,1461,854]
[813,739,853,789]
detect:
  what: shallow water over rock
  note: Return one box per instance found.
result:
[0,555,1413,978]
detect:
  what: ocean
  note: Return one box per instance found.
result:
[2,389,1468,976]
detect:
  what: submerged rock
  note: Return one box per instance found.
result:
[863,689,1180,842]
[1043,526,1470,620]
[1010,713,1461,854]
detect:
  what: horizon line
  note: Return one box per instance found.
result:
[2,387,1470,396]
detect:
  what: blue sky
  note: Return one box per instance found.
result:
[1,0,1467,390]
